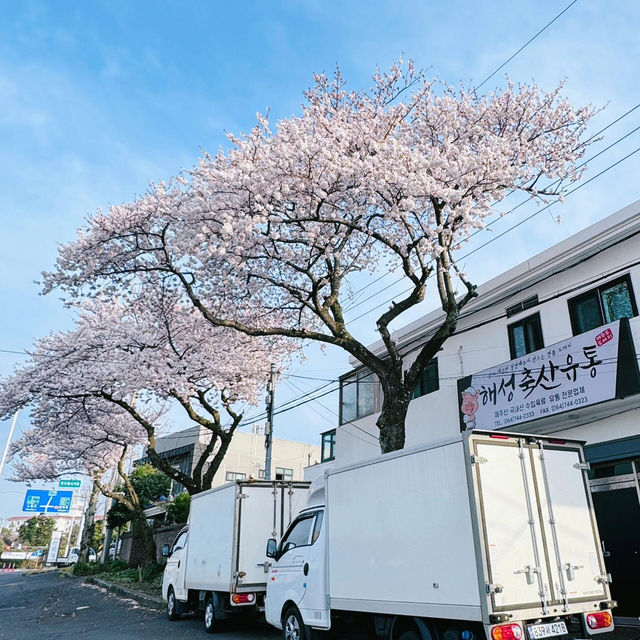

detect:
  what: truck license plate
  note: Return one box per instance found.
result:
[527,622,568,639]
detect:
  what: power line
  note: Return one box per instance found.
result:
[284,379,379,445]
[343,115,640,317]
[475,0,580,90]
[348,143,640,324]
[285,373,336,383]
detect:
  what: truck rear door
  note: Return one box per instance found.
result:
[235,483,308,589]
[470,434,607,615]
[531,443,607,604]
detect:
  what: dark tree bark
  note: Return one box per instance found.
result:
[128,512,157,567]
[79,480,100,562]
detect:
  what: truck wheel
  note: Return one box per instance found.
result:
[167,587,181,621]
[397,631,420,640]
[204,597,216,634]
[284,606,306,640]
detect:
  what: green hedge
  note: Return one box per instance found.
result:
[72,559,128,576]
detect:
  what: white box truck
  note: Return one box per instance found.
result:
[162,479,309,633]
[265,430,615,640]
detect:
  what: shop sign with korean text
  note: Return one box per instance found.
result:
[457,318,640,431]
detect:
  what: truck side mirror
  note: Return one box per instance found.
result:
[266,538,277,559]
[162,543,171,558]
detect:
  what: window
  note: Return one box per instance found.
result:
[569,275,637,335]
[279,514,315,553]
[508,313,544,359]
[225,471,246,481]
[258,469,266,479]
[311,511,324,544]
[339,370,381,423]
[275,467,293,481]
[411,359,439,399]
[171,531,188,553]
[506,295,539,318]
[321,429,336,463]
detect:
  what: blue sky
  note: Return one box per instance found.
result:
[1,0,639,521]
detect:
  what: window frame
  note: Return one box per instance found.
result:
[171,530,188,553]
[275,467,293,481]
[311,510,324,544]
[339,369,381,424]
[507,312,544,359]
[225,471,246,482]
[321,429,336,463]
[278,512,318,556]
[568,274,638,335]
[411,358,440,399]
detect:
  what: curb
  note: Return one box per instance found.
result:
[87,576,165,611]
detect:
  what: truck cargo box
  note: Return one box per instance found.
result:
[186,480,310,593]
[324,431,612,625]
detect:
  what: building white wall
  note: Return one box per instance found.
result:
[336,199,640,466]
[211,431,320,485]
[152,427,320,487]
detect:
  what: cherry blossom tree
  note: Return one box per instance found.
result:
[9,398,149,562]
[44,62,595,452]
[0,287,293,495]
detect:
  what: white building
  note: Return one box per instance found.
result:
[141,426,320,491]
[329,199,640,624]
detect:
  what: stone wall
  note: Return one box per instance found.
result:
[153,524,184,564]
[117,531,133,564]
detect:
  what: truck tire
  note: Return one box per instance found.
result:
[167,587,181,621]
[283,606,306,640]
[204,596,216,634]
[397,631,420,640]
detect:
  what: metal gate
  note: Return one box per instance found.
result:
[590,459,640,624]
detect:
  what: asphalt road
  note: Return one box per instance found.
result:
[0,570,281,640]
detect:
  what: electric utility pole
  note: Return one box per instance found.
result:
[264,364,276,480]
[0,411,19,477]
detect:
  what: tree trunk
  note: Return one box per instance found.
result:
[376,380,412,453]
[79,481,100,562]
[128,512,156,567]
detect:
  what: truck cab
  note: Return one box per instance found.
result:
[161,526,189,618]
[265,506,329,635]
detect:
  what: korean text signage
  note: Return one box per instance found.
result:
[458,319,640,431]
[59,479,81,488]
[22,489,73,513]
[46,537,61,564]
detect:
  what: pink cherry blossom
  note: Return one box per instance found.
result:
[42,62,595,452]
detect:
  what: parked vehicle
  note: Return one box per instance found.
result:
[68,547,97,563]
[55,546,97,565]
[162,479,309,633]
[265,430,615,640]
[108,539,121,560]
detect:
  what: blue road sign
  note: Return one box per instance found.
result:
[22,489,73,513]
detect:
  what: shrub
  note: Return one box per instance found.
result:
[140,564,163,582]
[102,559,128,573]
[114,568,140,583]
[72,561,103,576]
[166,492,190,524]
